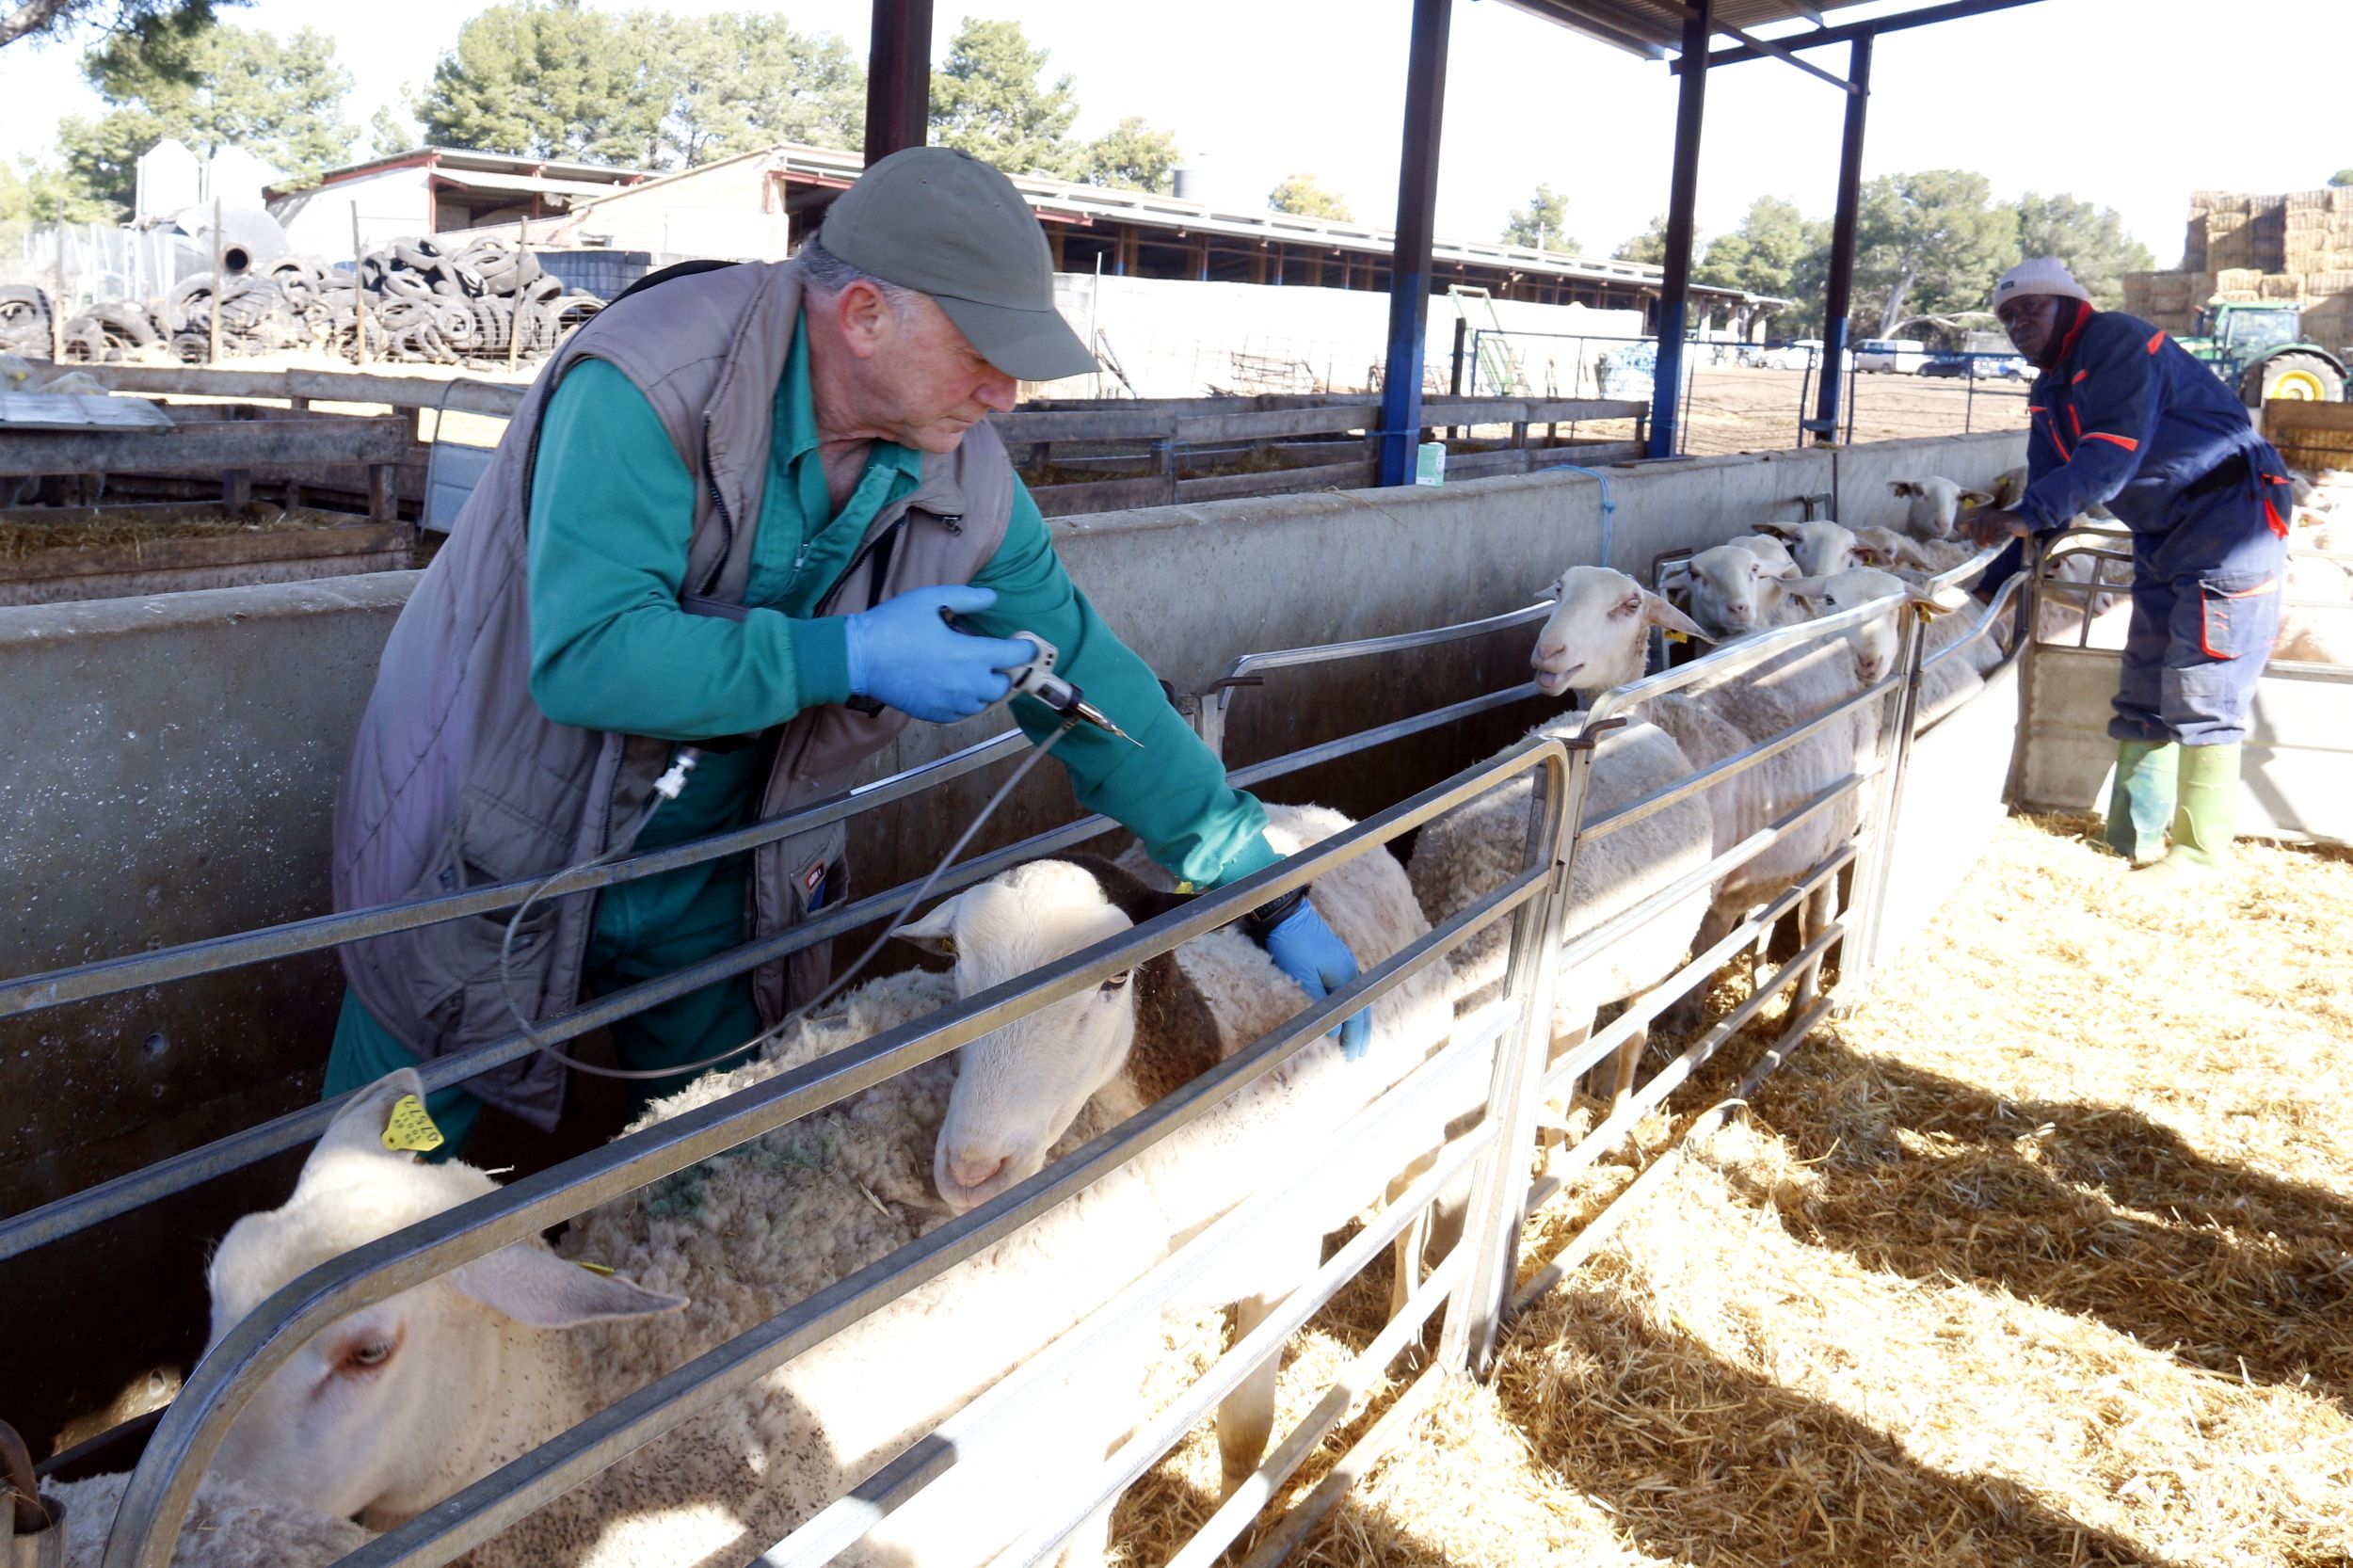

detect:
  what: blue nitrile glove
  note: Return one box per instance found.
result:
[842,584,1038,724]
[1251,893,1372,1061]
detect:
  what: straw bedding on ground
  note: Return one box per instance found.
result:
[1112,813,2353,1566]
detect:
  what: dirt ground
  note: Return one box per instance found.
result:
[1675,364,2033,456]
[1116,814,2353,1567]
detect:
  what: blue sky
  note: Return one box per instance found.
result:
[5,0,2345,268]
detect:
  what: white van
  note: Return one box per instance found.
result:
[1856,338,1929,374]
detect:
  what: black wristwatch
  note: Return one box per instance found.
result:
[1240,886,1308,946]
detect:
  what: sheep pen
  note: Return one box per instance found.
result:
[1111,811,2352,1568]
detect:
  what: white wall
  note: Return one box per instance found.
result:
[1038,272,1648,401]
[271,168,432,260]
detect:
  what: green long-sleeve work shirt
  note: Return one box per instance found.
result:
[524,316,1276,916]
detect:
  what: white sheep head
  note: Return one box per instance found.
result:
[1848,525,1933,571]
[1888,477,1995,541]
[1784,567,1966,686]
[902,858,1201,1215]
[1762,520,1861,579]
[1727,533,1801,581]
[1529,565,1705,700]
[202,1072,683,1525]
[1678,543,1801,641]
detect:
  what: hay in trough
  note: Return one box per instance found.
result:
[0,504,340,561]
[1113,813,2353,1567]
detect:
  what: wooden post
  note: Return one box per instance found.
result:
[351,200,370,366]
[208,196,225,365]
[507,216,526,371]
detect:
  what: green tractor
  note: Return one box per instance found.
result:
[2177,300,2347,404]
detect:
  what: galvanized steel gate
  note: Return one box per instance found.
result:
[0,553,2010,1568]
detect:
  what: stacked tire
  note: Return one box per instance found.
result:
[24,234,606,368]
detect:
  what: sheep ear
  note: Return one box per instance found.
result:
[1907,584,1973,615]
[893,896,961,957]
[1851,543,1892,567]
[1539,573,1567,601]
[1888,480,1918,498]
[451,1244,687,1327]
[1641,589,1710,641]
[1958,488,1996,509]
[301,1069,430,1185]
[1757,520,1800,539]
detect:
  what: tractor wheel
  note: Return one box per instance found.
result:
[2246,351,2345,404]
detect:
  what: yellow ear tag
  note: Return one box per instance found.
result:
[574,1260,616,1276]
[1664,629,1691,644]
[381,1095,445,1155]
[1175,880,1200,894]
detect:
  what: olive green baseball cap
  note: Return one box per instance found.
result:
[820,146,1096,381]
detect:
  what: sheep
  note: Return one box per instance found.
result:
[1756,519,1862,578]
[1415,569,1721,1094]
[1727,532,1801,580]
[49,1470,376,1568]
[1850,524,1978,575]
[1797,567,1985,729]
[135,983,1188,1568]
[1889,476,1996,541]
[904,805,1458,1492]
[2276,547,2353,664]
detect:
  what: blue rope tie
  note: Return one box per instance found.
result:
[1542,461,1618,567]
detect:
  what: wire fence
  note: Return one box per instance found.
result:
[4,223,210,315]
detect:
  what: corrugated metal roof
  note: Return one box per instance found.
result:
[1490,1,1879,57]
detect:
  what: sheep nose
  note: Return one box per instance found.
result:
[1532,641,1565,664]
[945,1149,1009,1192]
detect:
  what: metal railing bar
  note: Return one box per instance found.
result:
[1558,773,1868,981]
[760,1035,1501,1566]
[1584,591,1904,728]
[1524,920,1844,1225]
[4,696,1562,1259]
[288,859,1542,1568]
[1162,1241,1470,1568]
[1216,601,1554,685]
[1513,991,1834,1313]
[106,740,1569,1568]
[0,728,1031,1020]
[995,1111,1497,1568]
[1920,570,2028,674]
[1575,672,1892,844]
[1226,1359,1449,1568]
[1547,841,1860,1089]
[1225,681,1543,791]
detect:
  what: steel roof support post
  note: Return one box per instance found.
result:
[1810,33,1873,445]
[1377,0,1452,487]
[862,0,934,167]
[1645,0,1709,459]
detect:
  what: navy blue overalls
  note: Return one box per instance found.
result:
[1990,307,2291,745]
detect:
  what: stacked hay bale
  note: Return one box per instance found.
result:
[2125,187,2353,346]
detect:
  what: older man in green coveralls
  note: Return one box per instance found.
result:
[326,149,1369,1152]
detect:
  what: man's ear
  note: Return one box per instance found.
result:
[830,278,896,360]
[894,896,960,958]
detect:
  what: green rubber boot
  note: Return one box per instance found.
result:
[2134,743,2242,888]
[2101,738,2177,864]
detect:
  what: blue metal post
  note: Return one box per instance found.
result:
[1646,0,1710,459]
[1378,0,1452,487]
[1811,34,1873,444]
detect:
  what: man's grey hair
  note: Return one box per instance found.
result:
[795,234,920,313]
